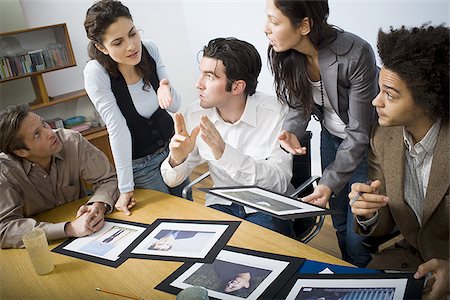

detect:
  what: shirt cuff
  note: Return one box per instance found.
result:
[44,222,68,241]
[161,155,189,187]
[356,211,379,231]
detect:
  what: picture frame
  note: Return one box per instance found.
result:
[276,273,425,300]
[155,245,304,300]
[200,186,332,220]
[122,219,240,263]
[52,218,149,268]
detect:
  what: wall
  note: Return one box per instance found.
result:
[0,0,35,107]
[14,0,450,175]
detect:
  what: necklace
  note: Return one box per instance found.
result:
[319,75,324,119]
[313,76,325,122]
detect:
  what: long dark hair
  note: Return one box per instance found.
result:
[268,0,336,118]
[84,0,155,91]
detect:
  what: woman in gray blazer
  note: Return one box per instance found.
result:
[264,0,378,267]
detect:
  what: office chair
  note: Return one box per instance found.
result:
[289,175,324,244]
[181,131,325,244]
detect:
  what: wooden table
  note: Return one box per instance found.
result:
[1,189,350,299]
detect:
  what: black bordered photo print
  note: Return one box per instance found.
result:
[200,186,331,220]
[122,219,240,263]
[276,273,425,300]
[52,218,149,268]
[155,245,304,300]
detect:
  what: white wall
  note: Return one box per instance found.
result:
[18,0,449,175]
[0,0,35,108]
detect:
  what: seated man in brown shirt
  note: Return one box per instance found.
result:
[0,104,125,248]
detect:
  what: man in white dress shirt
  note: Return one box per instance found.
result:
[160,37,293,236]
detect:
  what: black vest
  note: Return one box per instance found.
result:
[110,44,174,160]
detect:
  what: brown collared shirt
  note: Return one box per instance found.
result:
[0,129,119,248]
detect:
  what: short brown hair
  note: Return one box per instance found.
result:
[0,104,30,154]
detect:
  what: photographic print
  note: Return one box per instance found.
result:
[276,274,424,300]
[52,218,149,267]
[79,225,135,256]
[201,186,331,220]
[155,246,304,300]
[122,219,240,263]
[181,259,271,298]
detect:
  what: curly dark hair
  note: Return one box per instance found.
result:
[377,24,449,122]
[84,0,155,91]
[202,37,262,97]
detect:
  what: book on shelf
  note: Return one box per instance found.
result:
[28,49,46,72]
[0,43,70,80]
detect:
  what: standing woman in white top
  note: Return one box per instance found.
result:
[264,0,378,267]
[83,0,190,215]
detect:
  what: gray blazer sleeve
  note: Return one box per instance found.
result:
[281,105,310,140]
[320,40,378,194]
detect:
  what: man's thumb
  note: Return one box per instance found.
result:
[191,126,200,141]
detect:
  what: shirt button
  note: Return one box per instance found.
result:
[58,201,62,205]
[32,163,35,167]
[43,175,47,178]
[401,263,408,268]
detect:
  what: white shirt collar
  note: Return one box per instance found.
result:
[403,118,441,155]
[209,94,257,127]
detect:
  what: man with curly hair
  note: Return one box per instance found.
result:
[349,24,449,299]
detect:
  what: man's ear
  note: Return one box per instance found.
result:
[298,17,312,36]
[13,148,29,158]
[231,80,246,95]
[95,43,109,55]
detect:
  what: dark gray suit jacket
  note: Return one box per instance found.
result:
[282,30,379,194]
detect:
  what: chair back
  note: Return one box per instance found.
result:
[291,131,313,193]
[289,131,324,243]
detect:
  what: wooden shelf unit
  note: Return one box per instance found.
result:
[30,89,87,110]
[1,23,76,106]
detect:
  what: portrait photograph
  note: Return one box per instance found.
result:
[276,273,425,300]
[202,186,331,220]
[123,219,240,263]
[52,219,148,267]
[156,246,304,299]
[79,225,136,256]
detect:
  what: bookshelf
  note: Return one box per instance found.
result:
[0,23,79,108]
